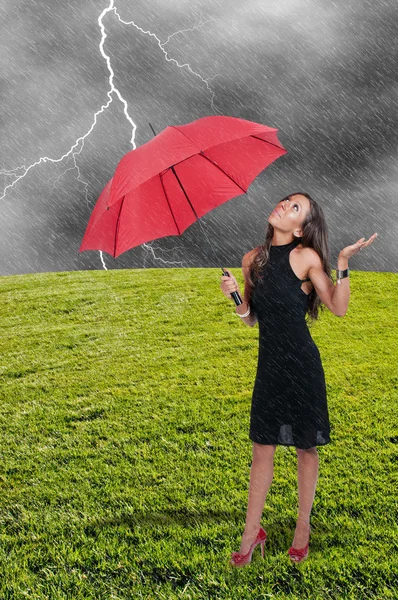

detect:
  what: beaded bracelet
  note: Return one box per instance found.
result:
[236,301,251,318]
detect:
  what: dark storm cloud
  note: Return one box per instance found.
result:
[1,0,396,275]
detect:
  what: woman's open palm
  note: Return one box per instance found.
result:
[340,233,378,260]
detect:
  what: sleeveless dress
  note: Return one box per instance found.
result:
[249,239,331,449]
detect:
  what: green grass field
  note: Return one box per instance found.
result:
[0,267,397,599]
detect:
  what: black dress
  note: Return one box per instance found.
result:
[249,238,331,449]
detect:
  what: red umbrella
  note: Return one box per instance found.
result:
[79,115,287,303]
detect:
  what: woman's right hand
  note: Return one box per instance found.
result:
[220,269,240,300]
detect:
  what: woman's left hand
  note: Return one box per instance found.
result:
[339,233,378,260]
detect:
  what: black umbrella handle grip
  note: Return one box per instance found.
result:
[221,268,243,306]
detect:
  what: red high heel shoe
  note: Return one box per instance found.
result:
[288,525,311,563]
[230,526,267,567]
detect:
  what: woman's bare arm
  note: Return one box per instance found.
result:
[239,249,258,327]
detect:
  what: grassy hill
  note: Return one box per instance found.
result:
[0,267,397,599]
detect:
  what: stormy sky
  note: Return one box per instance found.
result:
[1,0,397,276]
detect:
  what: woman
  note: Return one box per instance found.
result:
[220,192,377,565]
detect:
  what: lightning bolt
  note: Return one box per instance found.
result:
[1,0,220,271]
[113,7,221,119]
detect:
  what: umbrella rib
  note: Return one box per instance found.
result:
[161,138,283,186]
[250,135,286,152]
[169,166,200,220]
[198,151,247,193]
[164,152,247,224]
[114,195,126,257]
[169,165,220,265]
[159,171,182,235]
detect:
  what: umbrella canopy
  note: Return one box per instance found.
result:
[79,115,287,258]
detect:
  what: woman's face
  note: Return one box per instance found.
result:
[269,194,311,232]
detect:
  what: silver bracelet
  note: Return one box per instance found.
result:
[236,301,251,317]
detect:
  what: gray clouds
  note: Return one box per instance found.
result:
[1,0,396,274]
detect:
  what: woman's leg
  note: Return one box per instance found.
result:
[238,442,276,554]
[292,446,318,548]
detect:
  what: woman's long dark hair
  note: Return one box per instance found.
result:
[248,192,334,327]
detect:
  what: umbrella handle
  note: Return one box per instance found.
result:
[221,268,243,306]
